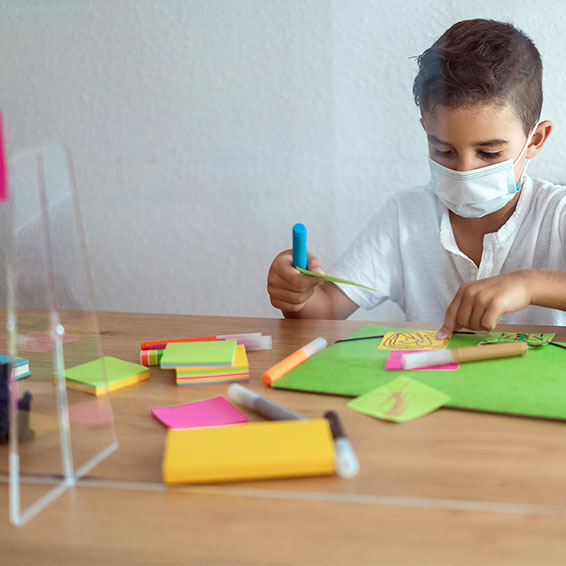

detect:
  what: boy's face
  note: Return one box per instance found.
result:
[421,102,532,185]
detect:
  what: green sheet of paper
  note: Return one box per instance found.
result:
[347,376,451,422]
[295,267,377,291]
[273,324,566,420]
[161,340,237,368]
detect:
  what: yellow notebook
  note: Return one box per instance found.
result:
[163,418,336,484]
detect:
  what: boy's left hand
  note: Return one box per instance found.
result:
[436,271,531,339]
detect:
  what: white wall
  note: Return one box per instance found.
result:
[0,0,564,320]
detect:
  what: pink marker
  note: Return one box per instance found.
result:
[0,111,6,201]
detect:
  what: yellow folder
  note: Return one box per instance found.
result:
[163,418,336,484]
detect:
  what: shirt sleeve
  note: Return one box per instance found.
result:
[330,196,405,311]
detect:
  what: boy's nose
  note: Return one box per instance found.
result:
[454,157,477,172]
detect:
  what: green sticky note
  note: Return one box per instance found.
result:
[160,340,237,368]
[295,267,377,292]
[65,356,147,386]
[347,375,451,423]
[63,356,150,395]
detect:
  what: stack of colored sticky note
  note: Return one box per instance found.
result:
[139,332,272,367]
[61,356,150,396]
[160,340,249,385]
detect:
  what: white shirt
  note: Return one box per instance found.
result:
[332,176,566,324]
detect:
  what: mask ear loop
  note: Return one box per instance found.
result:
[512,119,542,190]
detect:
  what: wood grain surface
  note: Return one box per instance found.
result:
[1,312,566,565]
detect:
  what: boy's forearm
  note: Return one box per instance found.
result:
[525,270,566,311]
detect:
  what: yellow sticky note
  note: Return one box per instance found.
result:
[377,330,449,350]
[163,418,335,484]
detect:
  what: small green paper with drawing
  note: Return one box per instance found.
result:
[347,375,451,423]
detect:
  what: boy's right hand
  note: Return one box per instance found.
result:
[267,249,326,313]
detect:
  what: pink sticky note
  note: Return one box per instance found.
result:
[0,111,6,202]
[151,396,248,429]
[385,350,459,371]
[19,331,81,354]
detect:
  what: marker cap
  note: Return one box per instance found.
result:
[301,337,327,357]
[402,350,453,370]
[323,411,359,478]
[240,335,273,351]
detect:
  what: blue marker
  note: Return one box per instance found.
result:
[292,223,307,269]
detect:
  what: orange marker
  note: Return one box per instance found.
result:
[262,337,327,386]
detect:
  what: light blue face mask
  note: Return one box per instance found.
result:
[428,122,540,218]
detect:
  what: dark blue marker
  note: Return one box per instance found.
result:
[292,223,307,269]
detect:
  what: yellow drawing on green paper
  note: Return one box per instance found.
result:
[377,330,449,351]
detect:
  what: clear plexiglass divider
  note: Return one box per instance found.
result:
[4,143,117,526]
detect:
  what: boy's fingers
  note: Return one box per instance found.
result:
[437,294,463,339]
[300,269,326,288]
[480,304,501,332]
[293,268,326,291]
[469,301,489,331]
[268,286,314,307]
[435,325,452,340]
[271,258,312,290]
[468,311,483,332]
[267,249,325,314]
[455,299,473,330]
[306,251,325,275]
[291,251,324,287]
[270,296,307,313]
[267,268,320,311]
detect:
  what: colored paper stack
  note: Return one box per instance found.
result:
[61,356,150,396]
[139,332,271,367]
[160,340,249,385]
[153,396,336,484]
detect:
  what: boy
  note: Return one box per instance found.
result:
[267,19,566,336]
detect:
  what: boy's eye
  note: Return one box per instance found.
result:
[479,151,502,160]
[432,149,504,161]
[433,149,454,158]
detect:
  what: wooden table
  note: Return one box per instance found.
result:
[2,312,566,565]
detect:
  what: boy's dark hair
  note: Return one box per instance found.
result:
[413,19,542,134]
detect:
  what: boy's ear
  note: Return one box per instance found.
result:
[525,120,552,159]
